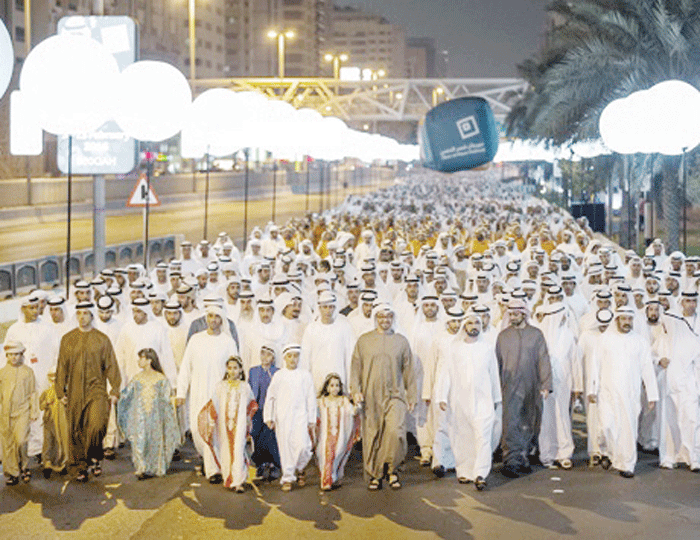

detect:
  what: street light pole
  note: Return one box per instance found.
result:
[24,0,31,55]
[243,148,250,250]
[272,158,277,223]
[188,0,196,80]
[324,52,349,79]
[268,29,295,79]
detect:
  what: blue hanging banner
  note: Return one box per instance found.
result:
[420,97,499,172]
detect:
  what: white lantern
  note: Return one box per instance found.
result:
[20,34,119,135]
[0,19,13,100]
[113,60,192,142]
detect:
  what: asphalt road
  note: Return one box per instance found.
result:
[0,182,385,264]
[0,417,698,540]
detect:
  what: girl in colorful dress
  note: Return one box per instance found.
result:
[118,348,181,479]
[316,373,360,491]
[199,356,258,492]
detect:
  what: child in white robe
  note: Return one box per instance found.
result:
[315,373,360,490]
[264,343,317,491]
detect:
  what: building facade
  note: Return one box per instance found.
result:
[406,37,436,78]
[327,5,405,79]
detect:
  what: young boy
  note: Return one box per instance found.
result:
[263,343,316,491]
[0,341,38,485]
[40,370,71,478]
[249,345,281,481]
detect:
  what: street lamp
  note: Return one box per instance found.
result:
[361,67,386,81]
[324,52,349,79]
[432,86,444,106]
[268,29,295,79]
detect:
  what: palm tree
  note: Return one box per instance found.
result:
[507,0,700,251]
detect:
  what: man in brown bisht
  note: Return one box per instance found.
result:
[350,303,416,491]
[496,298,552,478]
[56,302,121,482]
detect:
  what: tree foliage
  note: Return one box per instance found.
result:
[507,0,700,250]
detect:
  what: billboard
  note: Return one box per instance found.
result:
[57,16,138,175]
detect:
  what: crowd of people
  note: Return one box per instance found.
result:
[1,173,699,493]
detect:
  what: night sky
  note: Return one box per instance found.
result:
[343,0,549,77]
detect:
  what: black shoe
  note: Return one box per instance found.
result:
[43,468,52,480]
[432,465,445,478]
[516,463,532,475]
[209,473,223,484]
[619,470,634,478]
[474,476,487,491]
[601,456,612,470]
[137,473,154,481]
[103,448,116,460]
[5,475,19,486]
[171,448,181,462]
[502,465,520,479]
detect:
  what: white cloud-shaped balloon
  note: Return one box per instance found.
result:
[599,80,700,155]
[20,34,120,135]
[113,61,192,142]
[14,31,419,162]
[0,19,13,100]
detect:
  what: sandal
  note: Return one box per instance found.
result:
[91,462,102,477]
[76,470,89,483]
[5,475,19,486]
[234,485,245,493]
[21,469,31,483]
[388,473,401,489]
[296,470,306,487]
[368,478,381,491]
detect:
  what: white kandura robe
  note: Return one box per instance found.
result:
[300,317,356,392]
[246,320,289,371]
[579,327,605,457]
[410,317,442,459]
[436,338,501,481]
[94,316,124,450]
[653,316,700,468]
[4,318,58,456]
[536,316,577,466]
[347,310,375,341]
[115,320,177,390]
[590,329,659,472]
[177,331,239,478]
[428,329,460,469]
[263,367,317,484]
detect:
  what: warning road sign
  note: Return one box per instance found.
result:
[126,173,160,207]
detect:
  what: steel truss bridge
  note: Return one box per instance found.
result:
[193,77,528,127]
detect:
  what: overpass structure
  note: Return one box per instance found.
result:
[192,77,528,127]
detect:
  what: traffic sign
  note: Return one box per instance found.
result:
[126,173,160,207]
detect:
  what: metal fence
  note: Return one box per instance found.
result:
[0,236,177,299]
